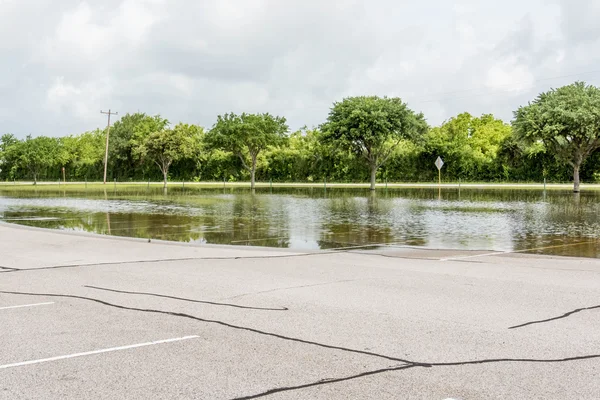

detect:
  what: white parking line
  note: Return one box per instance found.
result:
[0,335,199,370]
[0,302,55,311]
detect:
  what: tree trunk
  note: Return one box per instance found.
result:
[160,160,171,190]
[573,163,581,193]
[369,164,377,190]
[250,155,257,190]
[33,172,37,186]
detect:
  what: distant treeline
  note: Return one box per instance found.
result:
[1,82,599,187]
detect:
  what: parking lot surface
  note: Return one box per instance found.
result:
[1,224,599,399]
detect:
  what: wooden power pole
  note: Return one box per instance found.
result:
[101,109,118,185]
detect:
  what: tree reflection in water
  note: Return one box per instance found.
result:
[0,186,599,258]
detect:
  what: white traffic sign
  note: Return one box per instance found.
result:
[435,156,444,170]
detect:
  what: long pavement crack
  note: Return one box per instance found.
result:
[0,289,418,365]
[2,289,599,399]
[0,243,451,275]
[231,365,418,400]
[509,305,600,329]
[224,280,357,301]
[85,285,289,311]
[0,252,348,274]
[233,354,600,399]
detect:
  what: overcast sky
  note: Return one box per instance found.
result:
[1,0,600,137]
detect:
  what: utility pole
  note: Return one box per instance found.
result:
[101,109,118,184]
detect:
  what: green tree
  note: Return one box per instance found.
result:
[201,148,242,182]
[262,128,335,182]
[0,134,19,180]
[70,130,105,180]
[206,112,288,189]
[106,113,169,181]
[321,96,427,189]
[132,123,202,189]
[0,134,18,152]
[16,135,61,184]
[514,82,600,192]
[424,113,511,181]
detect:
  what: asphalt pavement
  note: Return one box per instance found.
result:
[1,223,599,399]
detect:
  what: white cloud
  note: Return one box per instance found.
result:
[1,0,600,137]
[485,57,535,93]
[45,77,115,122]
[41,0,163,67]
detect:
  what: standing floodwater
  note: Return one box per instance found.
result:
[1,186,599,258]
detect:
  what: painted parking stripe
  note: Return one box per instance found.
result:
[0,302,55,311]
[0,335,199,370]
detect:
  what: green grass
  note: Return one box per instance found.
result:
[0,180,597,191]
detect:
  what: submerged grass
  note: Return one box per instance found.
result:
[1,182,599,258]
[1,181,599,192]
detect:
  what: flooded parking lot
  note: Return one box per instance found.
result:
[1,185,599,258]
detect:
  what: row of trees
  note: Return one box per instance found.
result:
[1,82,599,192]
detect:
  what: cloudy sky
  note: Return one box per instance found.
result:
[1,0,600,137]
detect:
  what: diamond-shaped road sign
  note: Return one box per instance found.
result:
[435,156,444,171]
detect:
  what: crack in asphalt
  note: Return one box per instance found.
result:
[232,352,600,399]
[224,280,357,301]
[0,252,351,274]
[231,364,417,400]
[0,290,418,365]
[509,305,600,329]
[85,285,289,311]
[350,251,441,262]
[0,256,304,274]
[2,289,599,399]
[0,243,459,276]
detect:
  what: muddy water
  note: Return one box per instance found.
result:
[1,186,599,258]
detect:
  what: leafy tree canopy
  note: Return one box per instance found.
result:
[132,123,203,188]
[207,112,288,188]
[17,135,61,184]
[513,82,600,191]
[321,96,427,189]
[426,113,511,180]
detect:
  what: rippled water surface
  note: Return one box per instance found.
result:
[1,186,599,258]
